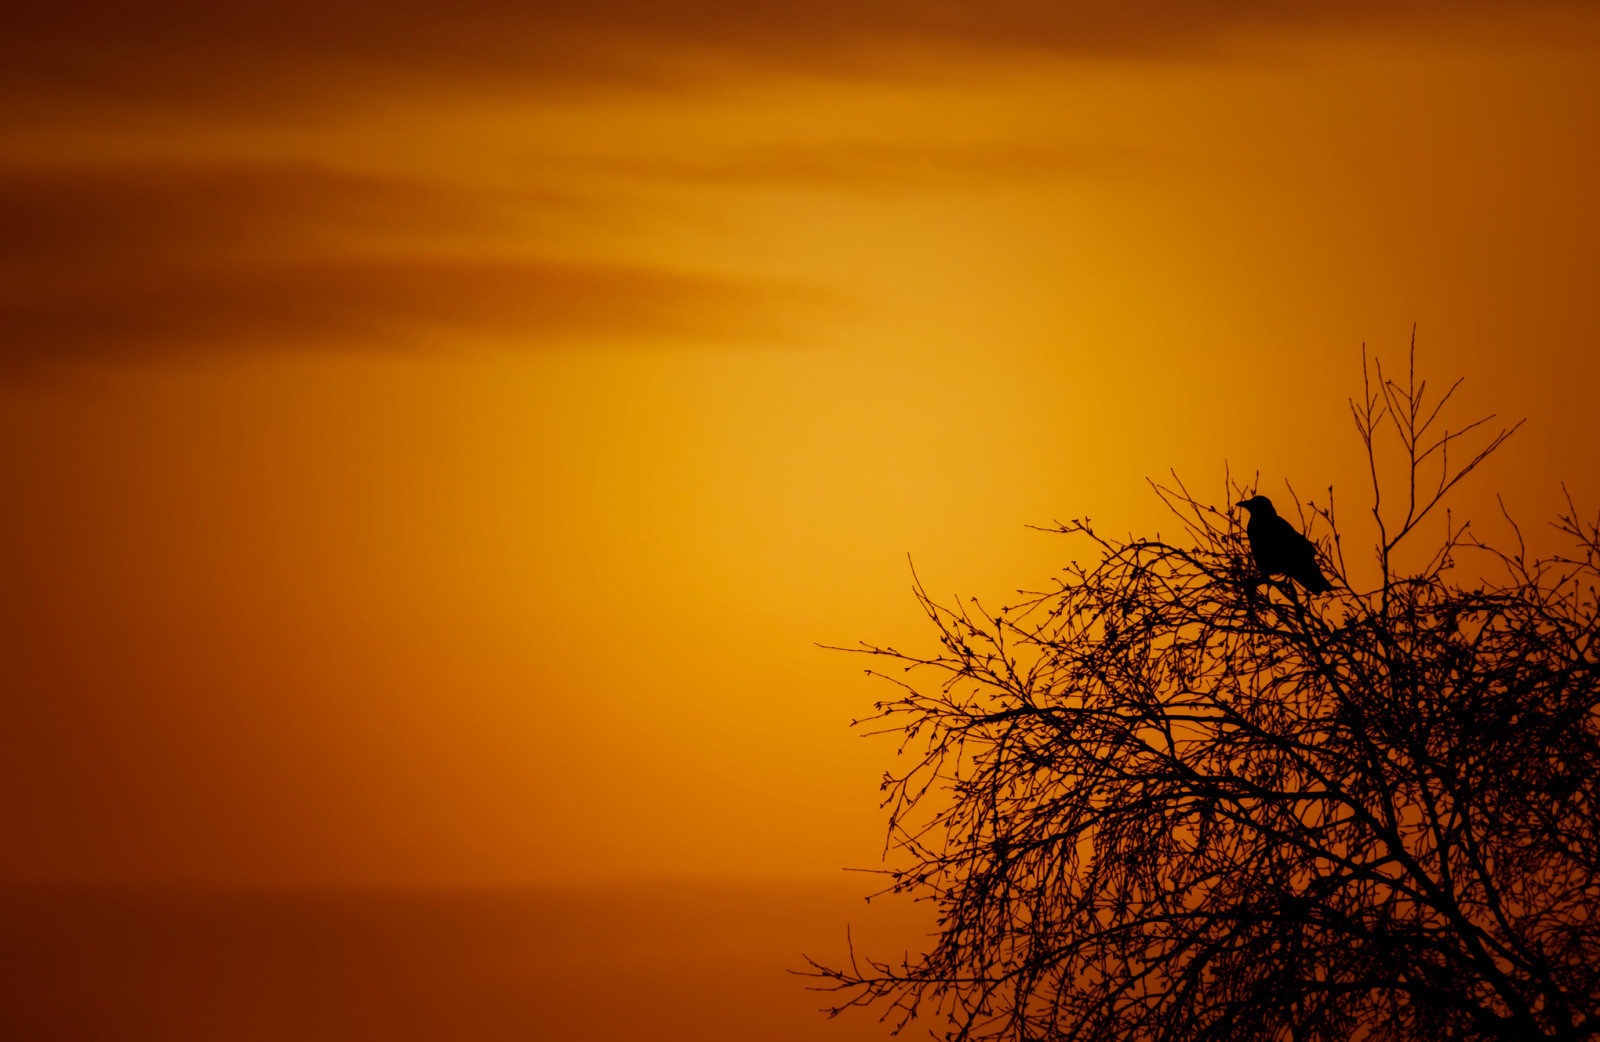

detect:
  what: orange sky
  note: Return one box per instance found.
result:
[4,0,1598,912]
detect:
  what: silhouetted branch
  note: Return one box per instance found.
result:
[805,342,1598,1042]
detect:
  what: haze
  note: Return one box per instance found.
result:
[4,2,1597,1037]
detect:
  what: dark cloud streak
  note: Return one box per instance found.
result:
[0,0,1568,370]
[4,256,795,369]
[0,163,802,371]
[4,0,1553,116]
[0,164,526,269]
[579,141,1104,192]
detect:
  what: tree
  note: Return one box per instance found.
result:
[806,347,1600,1041]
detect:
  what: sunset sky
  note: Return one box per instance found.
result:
[4,1,1599,1037]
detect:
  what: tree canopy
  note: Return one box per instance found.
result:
[808,350,1599,1041]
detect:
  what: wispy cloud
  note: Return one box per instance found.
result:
[0,163,806,370]
[570,140,1103,192]
[6,0,1544,116]
[2,0,1566,370]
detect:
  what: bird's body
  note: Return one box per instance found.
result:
[1236,495,1333,594]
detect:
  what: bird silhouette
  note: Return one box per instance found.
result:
[1236,495,1333,594]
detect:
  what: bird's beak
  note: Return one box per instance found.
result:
[1235,500,1248,507]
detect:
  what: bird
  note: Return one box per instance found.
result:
[1236,495,1333,594]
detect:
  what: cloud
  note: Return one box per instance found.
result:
[4,0,1551,117]
[0,164,526,270]
[577,141,1101,193]
[0,135,1102,371]
[2,1,1573,370]
[0,163,807,371]
[4,256,801,367]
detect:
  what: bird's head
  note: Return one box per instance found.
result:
[1236,495,1276,516]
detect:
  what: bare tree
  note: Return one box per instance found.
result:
[807,346,1599,1041]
